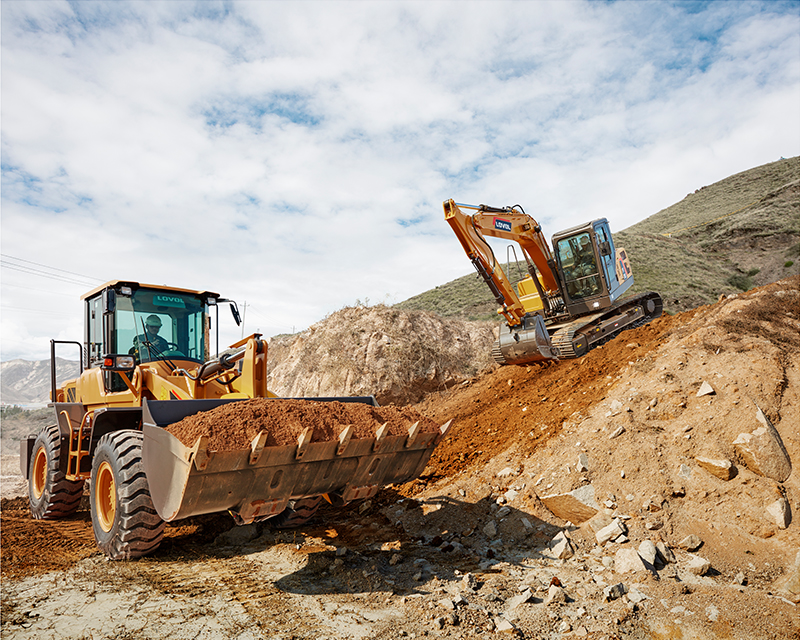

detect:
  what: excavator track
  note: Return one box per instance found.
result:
[549,291,663,360]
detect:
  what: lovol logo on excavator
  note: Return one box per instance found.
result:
[494,218,512,232]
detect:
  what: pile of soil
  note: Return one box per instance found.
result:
[166,398,440,451]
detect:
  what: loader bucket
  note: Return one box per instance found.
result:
[141,398,451,524]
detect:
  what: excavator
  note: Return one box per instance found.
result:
[444,199,662,365]
[21,280,451,560]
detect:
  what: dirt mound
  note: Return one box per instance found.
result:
[166,399,440,451]
[267,304,496,405]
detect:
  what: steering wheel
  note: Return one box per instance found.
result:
[165,342,180,351]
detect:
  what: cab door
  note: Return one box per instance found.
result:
[594,222,618,294]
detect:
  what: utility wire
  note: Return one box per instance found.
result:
[0,254,104,287]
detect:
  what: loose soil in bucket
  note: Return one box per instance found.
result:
[165,398,441,451]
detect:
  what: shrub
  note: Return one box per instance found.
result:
[727,274,752,291]
[785,261,795,268]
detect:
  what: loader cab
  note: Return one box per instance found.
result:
[552,219,633,315]
[83,281,216,391]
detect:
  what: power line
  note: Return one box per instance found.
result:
[0,254,103,287]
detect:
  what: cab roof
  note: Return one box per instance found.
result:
[80,280,220,301]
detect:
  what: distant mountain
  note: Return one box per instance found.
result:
[0,358,80,405]
[397,156,799,318]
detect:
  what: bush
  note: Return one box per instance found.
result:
[785,261,795,268]
[727,274,752,291]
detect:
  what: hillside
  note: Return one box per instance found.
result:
[0,358,79,405]
[397,156,800,318]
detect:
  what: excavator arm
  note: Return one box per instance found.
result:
[443,199,562,327]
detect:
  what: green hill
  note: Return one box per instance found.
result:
[397,156,799,319]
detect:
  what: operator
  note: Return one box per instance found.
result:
[133,314,169,360]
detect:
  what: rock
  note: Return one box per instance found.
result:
[577,453,589,473]
[678,464,692,479]
[506,589,532,611]
[732,408,792,482]
[483,521,497,538]
[638,540,658,567]
[549,531,575,560]
[733,572,746,586]
[390,553,403,566]
[695,456,736,481]
[596,519,627,545]
[495,618,516,633]
[609,426,626,439]
[627,588,648,604]
[766,498,791,529]
[706,605,719,622]
[608,399,624,416]
[545,585,566,605]
[497,467,517,478]
[540,484,600,524]
[503,489,519,503]
[521,518,533,530]
[586,512,613,533]
[677,534,703,551]
[438,598,455,610]
[697,381,715,397]
[686,554,711,576]
[614,548,652,574]
[656,541,676,564]
[603,583,628,601]
[452,593,468,607]
[462,573,479,591]
[775,550,800,601]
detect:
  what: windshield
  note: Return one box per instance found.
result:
[116,288,208,364]
[557,232,601,300]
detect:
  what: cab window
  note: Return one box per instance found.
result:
[557,233,601,300]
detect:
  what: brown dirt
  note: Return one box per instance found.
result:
[166,398,440,451]
[414,308,698,483]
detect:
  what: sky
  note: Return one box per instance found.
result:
[2,0,799,363]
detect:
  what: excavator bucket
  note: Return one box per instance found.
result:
[493,313,560,366]
[141,398,451,524]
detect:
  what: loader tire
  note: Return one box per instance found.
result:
[90,430,165,560]
[270,496,323,529]
[28,424,83,519]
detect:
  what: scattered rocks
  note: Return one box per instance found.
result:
[506,589,533,611]
[596,519,627,545]
[483,521,497,538]
[576,453,589,473]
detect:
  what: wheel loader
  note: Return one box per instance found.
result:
[21,280,451,560]
[444,199,663,365]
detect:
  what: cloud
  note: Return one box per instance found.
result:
[1,0,798,361]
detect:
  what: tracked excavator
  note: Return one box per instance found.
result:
[444,199,662,365]
[21,280,451,560]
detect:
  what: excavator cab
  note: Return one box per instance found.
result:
[552,219,632,314]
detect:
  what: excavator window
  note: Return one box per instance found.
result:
[557,232,601,300]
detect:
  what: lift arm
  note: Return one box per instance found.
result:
[443,199,562,327]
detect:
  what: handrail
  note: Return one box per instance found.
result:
[50,339,84,403]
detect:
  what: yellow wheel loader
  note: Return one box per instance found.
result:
[444,200,663,365]
[21,281,451,560]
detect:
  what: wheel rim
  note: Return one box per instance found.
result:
[32,447,48,499]
[95,461,116,532]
